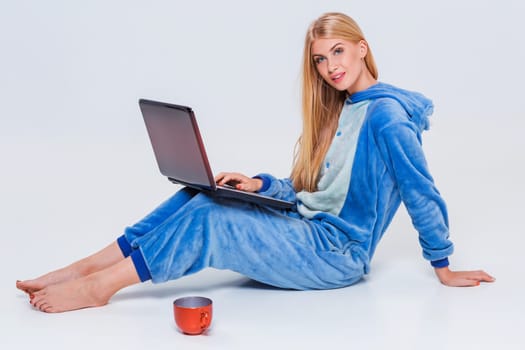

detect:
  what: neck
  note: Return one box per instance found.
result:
[347,68,377,95]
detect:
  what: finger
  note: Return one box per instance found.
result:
[216,173,233,186]
[460,278,481,287]
[236,183,250,192]
[478,271,496,282]
[444,277,479,287]
[224,174,248,187]
[461,270,496,283]
[214,172,226,183]
[483,275,496,282]
[224,176,240,187]
[468,273,495,283]
[450,280,479,287]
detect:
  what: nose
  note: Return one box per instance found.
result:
[328,60,338,73]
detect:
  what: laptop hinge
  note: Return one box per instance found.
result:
[168,177,216,191]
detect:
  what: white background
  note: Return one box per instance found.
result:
[1,0,524,349]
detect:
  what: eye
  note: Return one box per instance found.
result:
[334,47,344,55]
[313,56,326,65]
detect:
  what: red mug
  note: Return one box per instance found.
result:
[173,296,213,335]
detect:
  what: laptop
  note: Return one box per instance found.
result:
[139,99,294,209]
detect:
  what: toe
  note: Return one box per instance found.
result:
[39,302,52,313]
[30,291,46,307]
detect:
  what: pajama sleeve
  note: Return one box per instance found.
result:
[253,173,297,203]
[377,119,454,264]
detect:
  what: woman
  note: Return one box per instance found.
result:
[17,12,494,313]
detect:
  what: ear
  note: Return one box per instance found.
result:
[358,40,368,58]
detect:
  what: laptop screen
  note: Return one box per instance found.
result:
[139,99,216,190]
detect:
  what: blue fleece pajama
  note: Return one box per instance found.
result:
[117,82,454,290]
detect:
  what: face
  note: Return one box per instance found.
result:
[311,38,374,94]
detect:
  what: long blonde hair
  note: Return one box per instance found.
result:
[291,13,378,192]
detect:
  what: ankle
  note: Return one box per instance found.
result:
[80,274,113,306]
[68,260,95,278]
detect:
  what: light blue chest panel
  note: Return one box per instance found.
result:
[297,100,369,219]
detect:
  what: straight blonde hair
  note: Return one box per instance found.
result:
[291,13,378,192]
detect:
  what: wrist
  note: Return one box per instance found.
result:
[253,178,263,192]
[252,175,270,192]
[434,266,451,283]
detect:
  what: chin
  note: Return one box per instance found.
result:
[330,84,350,92]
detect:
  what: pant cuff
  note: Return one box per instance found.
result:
[117,235,133,257]
[130,250,152,282]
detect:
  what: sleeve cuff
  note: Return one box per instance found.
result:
[431,257,450,268]
[253,175,271,192]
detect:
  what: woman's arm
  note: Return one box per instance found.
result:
[378,121,454,263]
[214,172,297,203]
[434,266,495,287]
[215,172,263,192]
[376,113,494,286]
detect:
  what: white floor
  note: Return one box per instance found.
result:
[1,114,524,350]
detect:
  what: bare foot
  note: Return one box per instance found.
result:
[17,266,82,295]
[28,257,140,313]
[29,275,111,313]
[17,242,125,295]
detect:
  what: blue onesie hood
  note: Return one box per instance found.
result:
[348,82,434,132]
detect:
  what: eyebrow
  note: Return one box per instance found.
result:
[311,42,344,57]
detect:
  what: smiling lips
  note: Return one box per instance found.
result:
[331,72,346,84]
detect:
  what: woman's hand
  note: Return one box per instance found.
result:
[434,266,495,287]
[214,172,263,193]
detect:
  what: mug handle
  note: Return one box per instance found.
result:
[200,312,210,329]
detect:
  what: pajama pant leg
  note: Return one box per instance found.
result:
[124,187,199,242]
[116,188,199,280]
[117,187,199,254]
[127,191,367,290]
